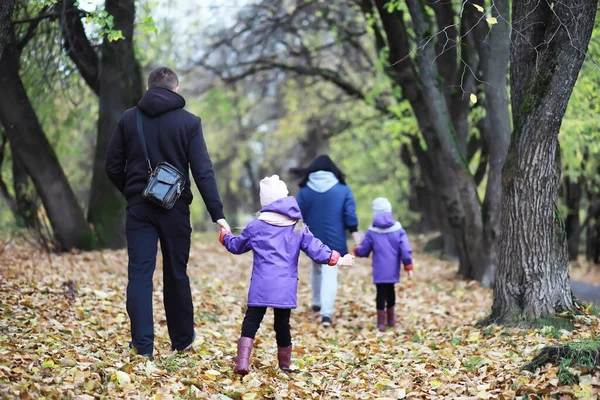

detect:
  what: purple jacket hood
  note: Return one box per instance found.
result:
[372,212,397,229]
[261,196,303,220]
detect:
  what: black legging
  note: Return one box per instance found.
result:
[240,307,292,347]
[376,284,396,311]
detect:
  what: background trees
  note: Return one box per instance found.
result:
[0,0,598,285]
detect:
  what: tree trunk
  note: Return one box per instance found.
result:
[0,130,17,218]
[11,144,38,229]
[87,0,142,249]
[484,0,597,324]
[0,40,95,250]
[564,177,583,260]
[472,0,511,287]
[586,192,600,264]
[0,0,14,60]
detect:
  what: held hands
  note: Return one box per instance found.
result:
[338,254,355,267]
[216,218,231,233]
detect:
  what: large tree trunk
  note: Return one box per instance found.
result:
[0,0,14,60]
[87,0,142,249]
[564,177,583,260]
[484,0,597,324]
[472,0,511,287]
[0,40,95,250]
[11,145,38,229]
[586,191,600,264]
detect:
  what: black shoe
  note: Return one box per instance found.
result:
[321,316,332,327]
[129,342,154,360]
[312,305,321,313]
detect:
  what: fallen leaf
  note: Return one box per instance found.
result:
[113,371,131,386]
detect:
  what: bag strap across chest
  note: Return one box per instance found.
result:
[136,109,153,176]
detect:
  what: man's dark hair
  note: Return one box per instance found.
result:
[147,67,179,90]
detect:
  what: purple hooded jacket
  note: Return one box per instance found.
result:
[222,197,335,309]
[354,212,413,284]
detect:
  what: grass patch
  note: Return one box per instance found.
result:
[524,315,577,331]
[523,336,600,383]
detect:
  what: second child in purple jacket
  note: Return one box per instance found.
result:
[354,198,414,332]
[219,175,354,376]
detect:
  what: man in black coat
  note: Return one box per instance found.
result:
[105,67,230,358]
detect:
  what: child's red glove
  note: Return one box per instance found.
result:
[328,251,341,266]
[219,230,231,246]
[404,264,414,271]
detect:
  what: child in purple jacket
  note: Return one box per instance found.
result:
[354,198,414,332]
[219,175,354,375]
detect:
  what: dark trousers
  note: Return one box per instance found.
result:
[376,283,396,311]
[241,307,292,347]
[126,203,194,355]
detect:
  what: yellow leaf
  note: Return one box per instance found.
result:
[477,391,492,399]
[41,360,55,368]
[205,369,221,378]
[470,93,478,104]
[114,371,131,386]
[486,17,498,25]
[473,4,484,12]
[430,379,443,388]
[242,394,257,400]
[468,332,480,342]
[375,380,396,389]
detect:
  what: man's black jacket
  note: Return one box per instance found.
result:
[105,87,224,221]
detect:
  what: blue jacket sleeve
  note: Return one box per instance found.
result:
[343,187,359,233]
[297,188,307,219]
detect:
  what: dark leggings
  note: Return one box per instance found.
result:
[240,307,292,347]
[376,284,396,311]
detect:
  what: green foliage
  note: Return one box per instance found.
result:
[560,17,600,186]
[557,336,600,384]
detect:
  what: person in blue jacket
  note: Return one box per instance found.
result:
[294,155,361,327]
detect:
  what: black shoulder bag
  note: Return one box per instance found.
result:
[137,109,186,210]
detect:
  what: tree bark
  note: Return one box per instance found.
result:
[484,0,597,324]
[11,144,37,229]
[0,40,94,250]
[471,0,511,286]
[87,0,142,249]
[0,0,14,61]
[586,192,600,264]
[564,177,583,260]
[0,130,18,218]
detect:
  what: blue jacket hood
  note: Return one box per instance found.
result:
[307,171,339,193]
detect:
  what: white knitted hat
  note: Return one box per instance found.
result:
[260,175,289,207]
[372,197,392,214]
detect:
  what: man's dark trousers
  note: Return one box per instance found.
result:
[126,203,194,355]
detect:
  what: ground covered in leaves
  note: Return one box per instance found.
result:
[1,234,599,399]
